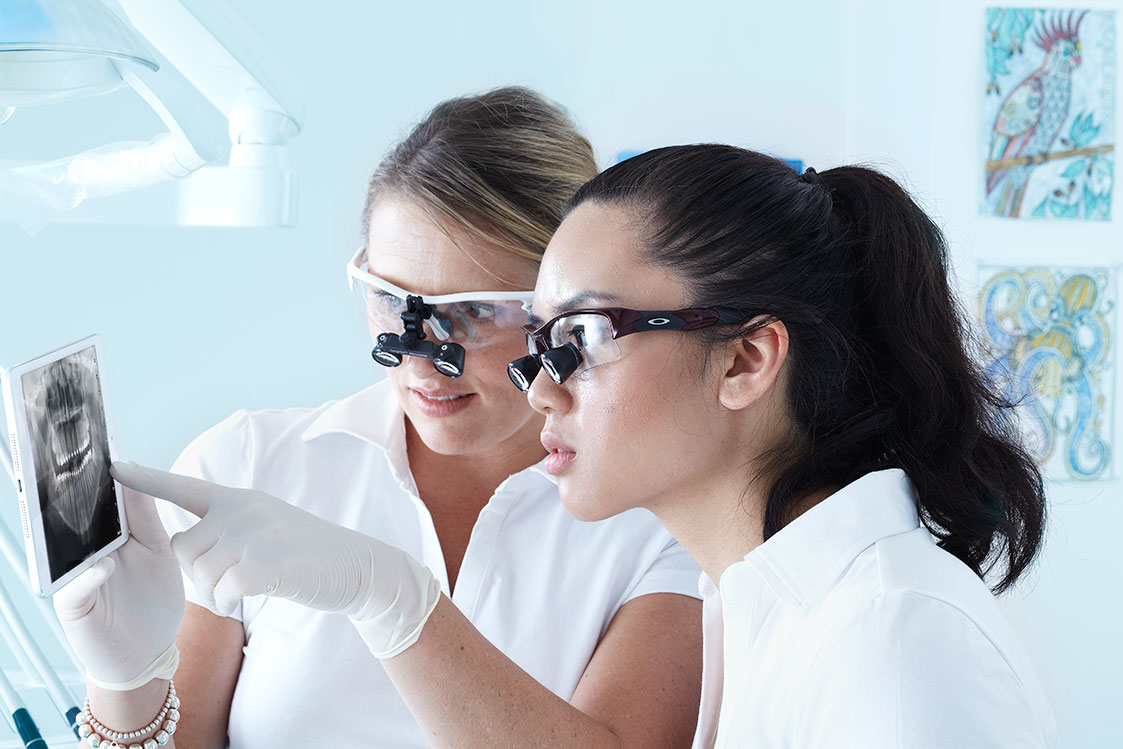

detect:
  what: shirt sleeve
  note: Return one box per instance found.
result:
[157,410,255,622]
[796,591,1054,749]
[621,534,703,604]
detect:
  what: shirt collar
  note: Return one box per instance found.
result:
[300,377,556,492]
[724,468,921,612]
[300,378,403,450]
[526,462,559,486]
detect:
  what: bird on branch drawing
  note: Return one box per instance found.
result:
[984,11,1112,219]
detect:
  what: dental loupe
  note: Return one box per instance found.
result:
[372,295,467,378]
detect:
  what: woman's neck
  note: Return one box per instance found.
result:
[650,465,837,586]
[651,470,768,586]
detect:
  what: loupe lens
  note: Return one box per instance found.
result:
[372,334,404,367]
[372,349,403,367]
[540,343,582,384]
[432,343,466,378]
[507,355,541,392]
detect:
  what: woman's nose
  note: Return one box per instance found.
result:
[526,364,572,415]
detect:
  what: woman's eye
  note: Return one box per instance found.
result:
[463,303,496,320]
[371,289,404,308]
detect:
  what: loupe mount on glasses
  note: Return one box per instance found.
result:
[372,294,467,378]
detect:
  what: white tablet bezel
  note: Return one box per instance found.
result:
[1,335,129,597]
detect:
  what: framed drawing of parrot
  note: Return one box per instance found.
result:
[983,8,1115,220]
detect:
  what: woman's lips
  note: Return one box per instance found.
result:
[410,388,477,418]
[540,432,576,475]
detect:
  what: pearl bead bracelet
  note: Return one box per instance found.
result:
[77,680,180,748]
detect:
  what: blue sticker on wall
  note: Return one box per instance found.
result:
[616,150,804,172]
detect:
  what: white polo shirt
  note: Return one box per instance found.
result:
[158,380,700,747]
[693,469,1056,749]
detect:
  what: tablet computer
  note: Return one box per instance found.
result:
[1,336,128,597]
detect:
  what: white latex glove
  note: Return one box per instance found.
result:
[111,462,441,659]
[53,481,185,687]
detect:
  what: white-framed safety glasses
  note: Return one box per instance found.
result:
[346,246,535,350]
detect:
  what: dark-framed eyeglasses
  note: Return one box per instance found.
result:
[507,306,737,391]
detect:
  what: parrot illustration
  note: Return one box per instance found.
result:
[987,11,1087,217]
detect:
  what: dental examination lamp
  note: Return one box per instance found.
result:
[0,0,304,230]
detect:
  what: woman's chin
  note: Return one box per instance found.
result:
[412,424,487,456]
[559,483,630,522]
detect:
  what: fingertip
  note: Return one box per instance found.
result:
[94,555,116,577]
[111,460,144,477]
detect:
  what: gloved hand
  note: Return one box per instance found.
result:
[53,482,185,688]
[111,462,441,659]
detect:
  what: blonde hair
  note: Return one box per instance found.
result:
[363,87,597,284]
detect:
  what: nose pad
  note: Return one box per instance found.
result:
[425,313,453,341]
[508,354,541,392]
[539,343,583,385]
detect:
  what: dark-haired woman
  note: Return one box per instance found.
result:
[514,145,1055,747]
[53,91,703,748]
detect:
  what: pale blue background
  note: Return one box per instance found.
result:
[0,1,1120,746]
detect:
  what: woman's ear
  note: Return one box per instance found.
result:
[718,318,789,411]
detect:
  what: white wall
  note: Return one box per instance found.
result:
[844,3,1122,747]
[0,1,1117,745]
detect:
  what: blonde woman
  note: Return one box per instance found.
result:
[56,89,703,747]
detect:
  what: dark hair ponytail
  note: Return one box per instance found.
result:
[567,145,1045,592]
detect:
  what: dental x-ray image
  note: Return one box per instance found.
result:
[21,346,120,582]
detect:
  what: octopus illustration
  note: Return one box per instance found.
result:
[979,268,1113,481]
[22,348,119,580]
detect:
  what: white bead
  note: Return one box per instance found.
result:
[143,740,158,749]
[77,712,90,724]
[85,736,100,747]
[166,708,180,722]
[79,724,93,738]
[130,745,143,749]
[169,695,180,709]
[154,731,170,746]
[163,720,176,734]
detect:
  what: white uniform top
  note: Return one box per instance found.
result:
[158,380,700,747]
[693,469,1056,749]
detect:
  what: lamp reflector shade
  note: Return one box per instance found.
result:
[0,0,158,106]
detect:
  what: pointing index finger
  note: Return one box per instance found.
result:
[110,462,221,518]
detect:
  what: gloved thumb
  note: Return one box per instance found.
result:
[52,556,116,623]
[121,484,170,551]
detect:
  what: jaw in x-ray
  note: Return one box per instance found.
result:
[22,348,119,582]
